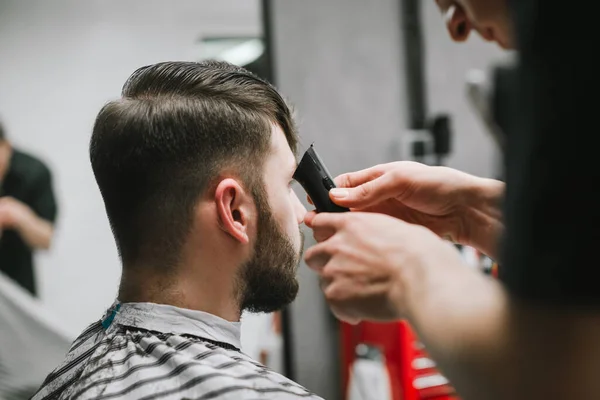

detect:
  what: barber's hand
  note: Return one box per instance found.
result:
[324,162,503,258]
[0,196,34,231]
[304,210,463,324]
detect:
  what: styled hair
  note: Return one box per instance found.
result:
[90,61,297,268]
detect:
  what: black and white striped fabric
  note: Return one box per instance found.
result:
[31,302,324,400]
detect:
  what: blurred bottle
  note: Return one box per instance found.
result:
[347,344,392,400]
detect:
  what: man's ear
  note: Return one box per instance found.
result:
[214,178,254,244]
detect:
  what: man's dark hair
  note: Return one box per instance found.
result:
[0,121,5,142]
[90,61,298,269]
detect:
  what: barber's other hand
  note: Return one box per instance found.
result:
[328,162,503,258]
[304,211,463,324]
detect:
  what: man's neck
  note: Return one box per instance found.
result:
[118,266,242,322]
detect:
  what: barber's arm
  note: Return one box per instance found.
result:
[304,212,600,400]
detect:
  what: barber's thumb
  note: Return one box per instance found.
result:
[329,184,371,207]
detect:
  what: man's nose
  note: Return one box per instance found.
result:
[445,3,471,42]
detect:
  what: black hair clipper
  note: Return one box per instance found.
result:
[293,144,349,213]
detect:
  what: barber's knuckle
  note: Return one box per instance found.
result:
[340,221,354,235]
[321,261,333,274]
[313,232,326,243]
[326,240,342,256]
[326,260,346,276]
[304,256,316,269]
[329,238,346,256]
[338,173,351,187]
[305,249,321,266]
[333,218,348,232]
[324,285,342,303]
[310,227,323,240]
[358,182,372,198]
[311,214,323,226]
[304,247,314,259]
[329,306,345,320]
[389,165,405,180]
[318,275,330,288]
[349,216,364,230]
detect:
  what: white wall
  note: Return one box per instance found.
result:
[0,0,263,339]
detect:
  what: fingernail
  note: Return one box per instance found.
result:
[330,188,348,198]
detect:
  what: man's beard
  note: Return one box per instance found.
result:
[237,185,304,314]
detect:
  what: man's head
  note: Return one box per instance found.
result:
[90,61,306,314]
[0,122,12,183]
[435,0,513,49]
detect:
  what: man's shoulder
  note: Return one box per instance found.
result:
[31,322,105,400]
[33,325,323,400]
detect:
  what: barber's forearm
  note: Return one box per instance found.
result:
[402,258,600,400]
[17,215,54,249]
[461,177,504,260]
[402,256,511,400]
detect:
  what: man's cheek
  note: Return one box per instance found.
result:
[293,223,303,251]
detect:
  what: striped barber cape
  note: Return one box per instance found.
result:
[31,302,324,400]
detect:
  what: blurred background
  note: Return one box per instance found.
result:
[0,0,510,399]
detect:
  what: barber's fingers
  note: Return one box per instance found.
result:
[308,246,352,323]
[303,212,335,243]
[304,210,348,231]
[330,172,399,209]
[304,210,317,226]
[314,227,336,243]
[304,240,333,272]
[334,165,386,189]
[320,277,362,325]
[329,305,361,325]
[318,275,332,291]
[306,238,364,325]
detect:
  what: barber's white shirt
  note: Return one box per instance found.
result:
[31,302,324,400]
